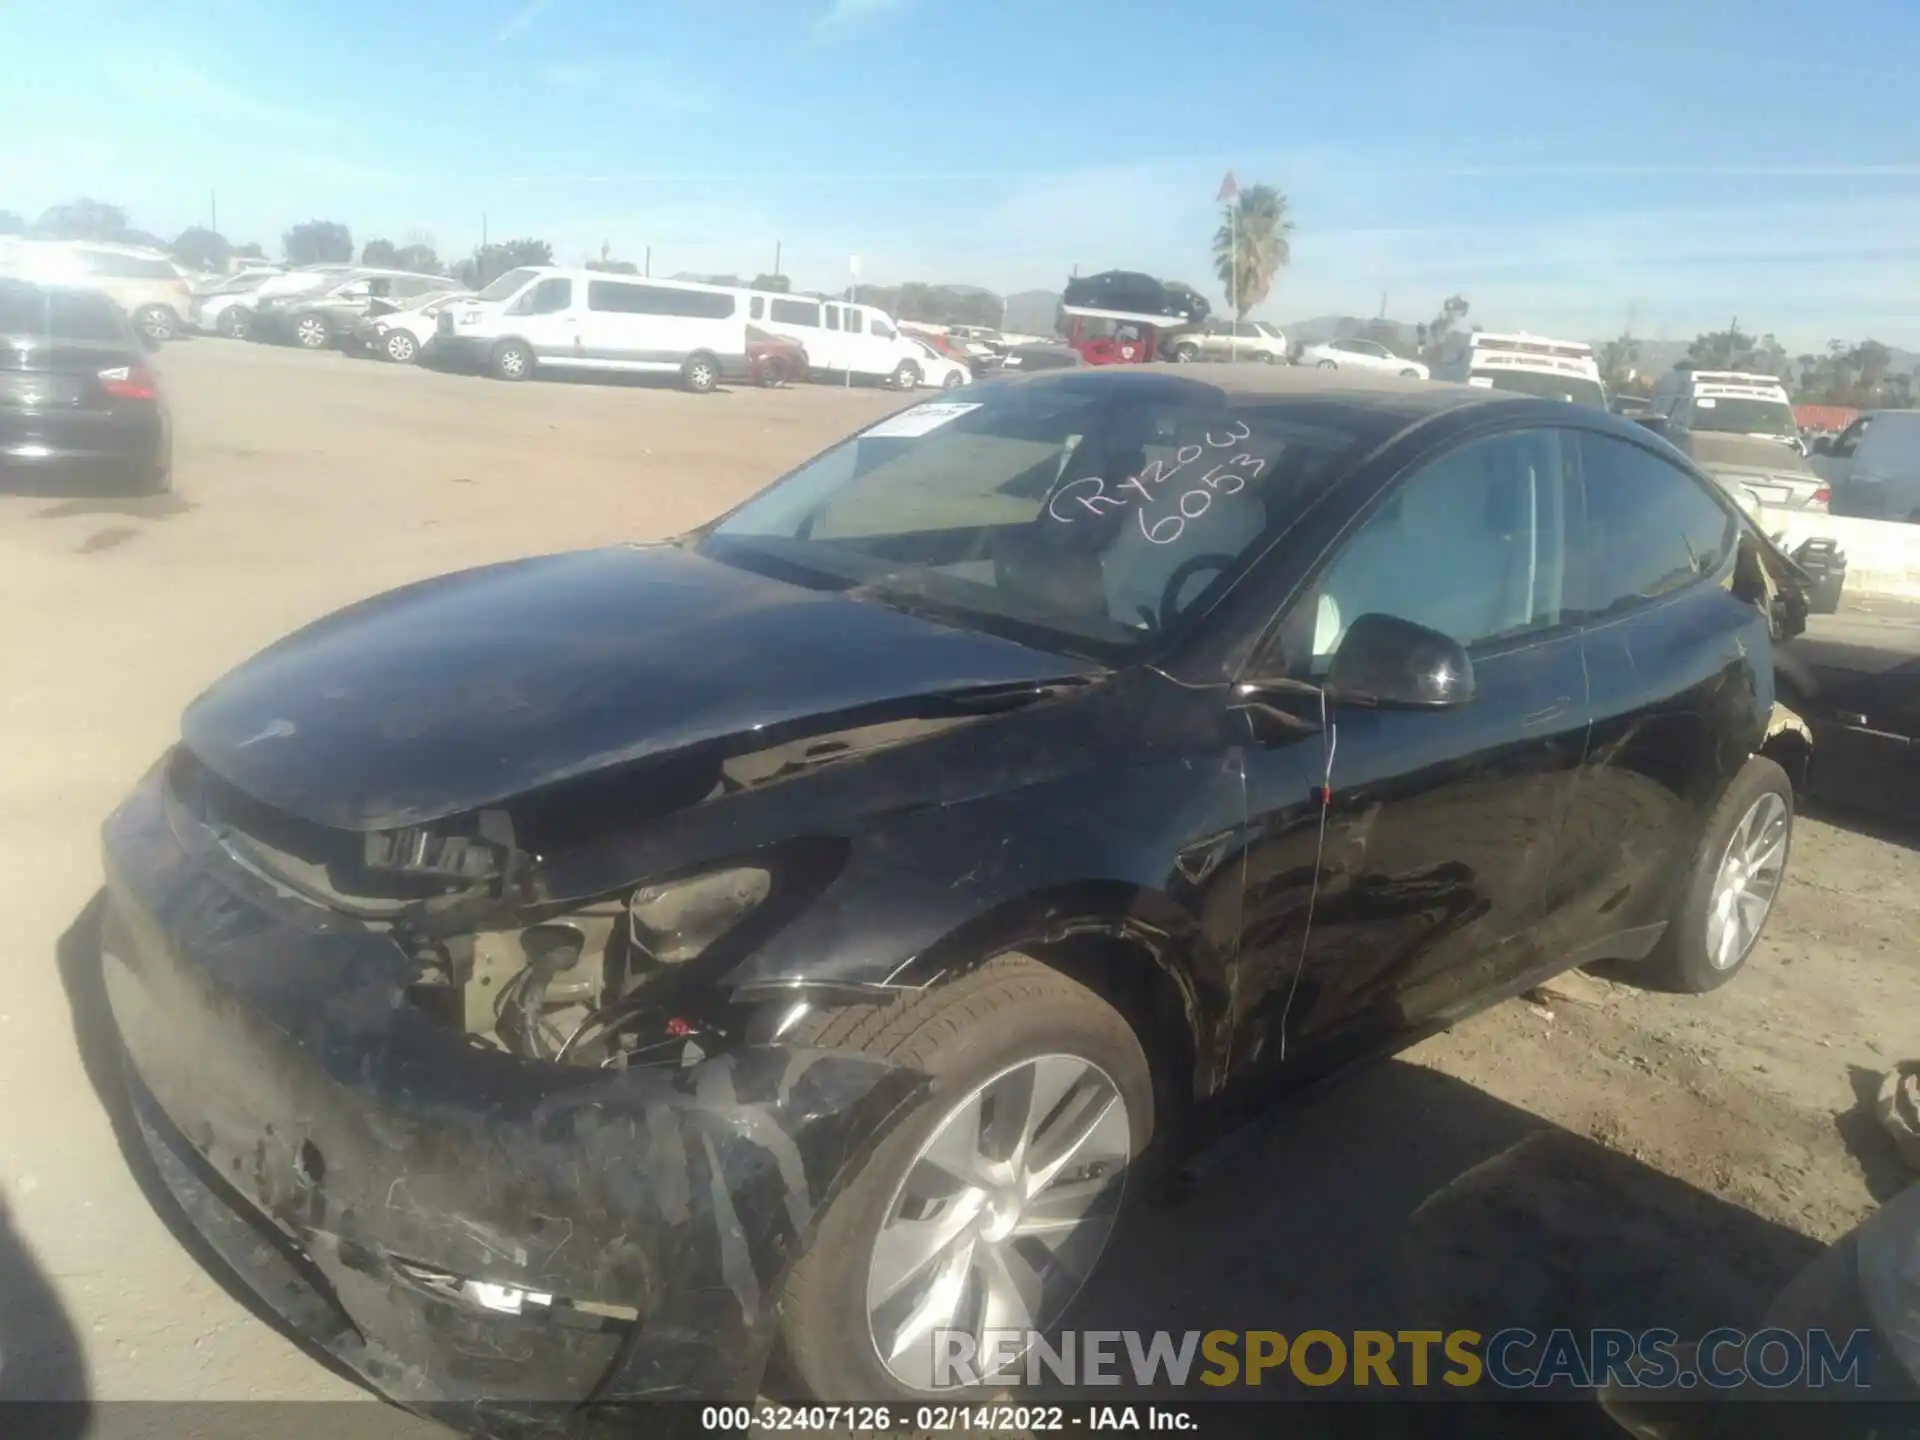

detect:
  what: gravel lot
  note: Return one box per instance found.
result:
[2,340,1915,1410]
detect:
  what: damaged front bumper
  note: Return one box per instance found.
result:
[97,763,922,1419]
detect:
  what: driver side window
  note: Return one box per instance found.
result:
[1283,428,1573,676]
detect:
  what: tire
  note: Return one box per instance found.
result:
[890,360,922,391]
[1645,756,1793,993]
[292,314,331,350]
[682,352,720,393]
[940,371,965,389]
[1316,359,1338,370]
[776,955,1155,1401]
[490,339,533,382]
[217,306,249,340]
[383,329,419,364]
[133,306,176,344]
[758,357,787,389]
[1399,368,1422,378]
[1170,343,1200,364]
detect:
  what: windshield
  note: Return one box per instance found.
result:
[700,380,1364,656]
[1688,395,1797,437]
[1472,368,1607,408]
[476,268,539,302]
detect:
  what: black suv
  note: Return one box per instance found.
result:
[94,367,1811,1415]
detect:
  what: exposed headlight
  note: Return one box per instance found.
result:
[629,866,771,964]
[456,310,483,326]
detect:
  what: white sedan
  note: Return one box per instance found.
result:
[904,337,972,389]
[1298,337,1429,379]
[357,291,473,363]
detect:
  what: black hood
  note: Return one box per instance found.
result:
[181,545,1091,830]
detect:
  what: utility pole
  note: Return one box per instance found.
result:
[773,240,781,279]
[209,190,217,234]
[644,245,651,277]
[481,214,488,250]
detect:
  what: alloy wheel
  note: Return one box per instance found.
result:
[865,1053,1131,1391]
[1706,793,1788,970]
[296,317,328,349]
[386,332,416,362]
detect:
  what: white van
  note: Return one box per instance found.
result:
[1649,369,1801,443]
[0,239,194,343]
[740,292,927,388]
[1435,331,1606,408]
[432,267,750,392]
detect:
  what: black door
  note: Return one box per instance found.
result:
[1230,426,1591,1078]
[1540,430,1773,962]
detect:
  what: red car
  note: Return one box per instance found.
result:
[747,326,808,387]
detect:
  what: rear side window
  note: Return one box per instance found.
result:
[824,305,842,332]
[750,296,765,320]
[770,298,819,326]
[1578,433,1737,618]
[0,281,125,341]
[512,278,573,315]
[587,282,733,318]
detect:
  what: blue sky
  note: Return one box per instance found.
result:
[5,0,1919,349]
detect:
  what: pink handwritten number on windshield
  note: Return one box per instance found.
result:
[1046,419,1265,547]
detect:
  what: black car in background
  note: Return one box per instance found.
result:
[95,368,1815,1415]
[251,270,464,351]
[0,278,170,495]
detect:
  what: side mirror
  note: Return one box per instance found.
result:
[1325,612,1476,709]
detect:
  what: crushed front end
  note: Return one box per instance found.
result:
[96,752,922,1421]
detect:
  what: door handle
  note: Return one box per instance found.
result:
[1521,697,1573,729]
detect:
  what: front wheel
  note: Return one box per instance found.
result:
[1316,358,1338,370]
[1170,343,1200,363]
[1399,367,1422,379]
[292,314,331,350]
[134,306,177,344]
[383,329,419,364]
[890,360,921,391]
[1646,756,1793,993]
[776,956,1154,1400]
[217,306,249,339]
[940,370,965,389]
[490,339,533,381]
[682,352,720,393]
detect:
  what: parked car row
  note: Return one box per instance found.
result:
[196,262,980,396]
[0,238,197,344]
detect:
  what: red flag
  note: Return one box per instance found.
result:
[1216,170,1240,204]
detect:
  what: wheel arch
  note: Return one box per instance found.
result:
[733,880,1228,1109]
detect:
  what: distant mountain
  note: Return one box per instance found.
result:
[1283,314,1421,348]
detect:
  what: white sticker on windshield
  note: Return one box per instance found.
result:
[862,402,982,439]
[1695,397,1717,408]
[1467,376,1495,388]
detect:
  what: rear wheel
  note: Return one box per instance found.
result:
[1316,358,1338,370]
[1646,757,1793,993]
[1399,367,1421,378]
[490,339,533,381]
[217,306,249,339]
[383,329,419,364]
[776,956,1154,1400]
[133,306,176,344]
[1170,342,1200,363]
[682,352,720,393]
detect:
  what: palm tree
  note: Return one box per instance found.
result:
[1213,185,1294,318]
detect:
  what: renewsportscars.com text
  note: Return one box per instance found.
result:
[932,1327,1876,1391]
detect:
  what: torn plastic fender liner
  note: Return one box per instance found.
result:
[98,768,927,1404]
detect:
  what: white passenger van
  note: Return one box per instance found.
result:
[1435,331,1607,408]
[432,267,749,391]
[1650,368,1801,441]
[739,291,928,388]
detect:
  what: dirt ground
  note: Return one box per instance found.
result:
[2,340,1915,1411]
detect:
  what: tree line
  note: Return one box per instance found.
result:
[1599,320,1914,408]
